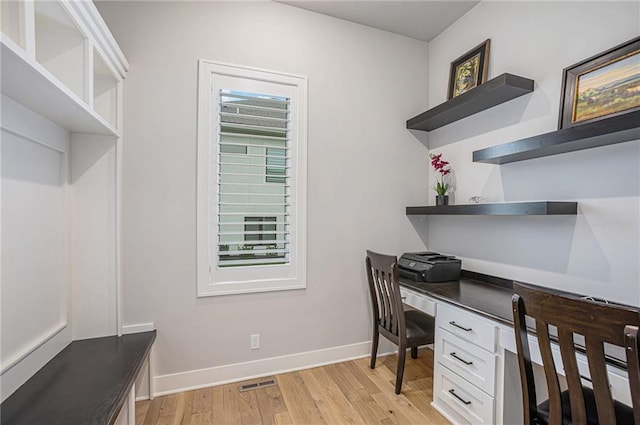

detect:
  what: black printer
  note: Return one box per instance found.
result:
[398,252,461,282]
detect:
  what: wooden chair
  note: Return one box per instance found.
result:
[512,282,640,425]
[366,250,435,394]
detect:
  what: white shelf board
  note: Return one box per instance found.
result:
[1,35,119,137]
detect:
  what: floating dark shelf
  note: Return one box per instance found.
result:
[406,201,578,216]
[407,73,534,131]
[473,110,640,164]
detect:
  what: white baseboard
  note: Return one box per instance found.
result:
[153,341,395,397]
[122,323,155,334]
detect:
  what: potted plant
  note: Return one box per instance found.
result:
[430,153,452,205]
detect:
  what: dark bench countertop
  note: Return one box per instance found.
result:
[1,330,156,425]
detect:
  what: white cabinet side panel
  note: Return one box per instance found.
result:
[70,134,117,339]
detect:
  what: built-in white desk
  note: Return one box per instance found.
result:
[400,271,633,425]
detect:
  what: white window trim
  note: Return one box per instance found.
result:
[196,60,307,297]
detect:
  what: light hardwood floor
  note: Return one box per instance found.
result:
[136,348,451,425]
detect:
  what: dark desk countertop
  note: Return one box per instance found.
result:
[400,270,515,326]
[400,271,635,368]
[1,331,156,425]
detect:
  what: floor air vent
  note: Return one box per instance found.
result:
[239,378,277,392]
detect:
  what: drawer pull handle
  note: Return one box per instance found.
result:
[450,352,473,365]
[449,321,472,332]
[448,389,472,405]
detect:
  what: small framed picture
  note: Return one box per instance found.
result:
[558,36,640,129]
[447,39,490,99]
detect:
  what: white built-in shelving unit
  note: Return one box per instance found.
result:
[1,0,124,135]
[1,1,134,421]
[93,47,119,127]
[34,0,88,103]
[0,1,23,48]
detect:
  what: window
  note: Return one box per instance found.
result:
[197,61,307,296]
[244,217,277,243]
[266,148,286,184]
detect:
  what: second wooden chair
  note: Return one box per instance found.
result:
[366,250,436,394]
[512,282,640,425]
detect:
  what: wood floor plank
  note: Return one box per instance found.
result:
[325,363,365,403]
[143,397,163,425]
[273,412,293,425]
[266,385,287,414]
[136,399,151,425]
[192,388,213,414]
[402,352,433,382]
[307,366,368,425]
[327,363,392,424]
[171,393,188,425]
[211,386,225,425]
[367,372,441,425]
[405,377,433,393]
[156,416,174,425]
[156,392,189,425]
[354,356,431,424]
[254,382,285,425]
[343,361,383,396]
[369,392,417,425]
[380,392,438,425]
[403,387,450,425]
[189,412,213,425]
[277,372,326,425]
[158,394,179,418]
[238,388,262,425]
[353,356,394,390]
[178,391,194,425]
[222,384,242,425]
[136,349,450,425]
[298,368,359,425]
[350,387,394,424]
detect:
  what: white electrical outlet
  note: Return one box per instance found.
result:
[250,334,260,350]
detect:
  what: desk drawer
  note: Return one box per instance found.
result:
[434,363,494,425]
[438,304,497,352]
[400,288,436,316]
[436,328,496,396]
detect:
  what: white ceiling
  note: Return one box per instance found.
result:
[277,1,479,42]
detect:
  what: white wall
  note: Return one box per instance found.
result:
[96,1,430,394]
[426,1,640,304]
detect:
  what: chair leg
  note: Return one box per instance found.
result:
[370,328,379,369]
[411,346,418,359]
[395,347,407,394]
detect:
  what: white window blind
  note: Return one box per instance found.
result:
[217,90,290,268]
[196,61,307,297]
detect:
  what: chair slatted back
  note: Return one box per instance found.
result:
[512,282,640,425]
[366,250,405,339]
[625,324,640,425]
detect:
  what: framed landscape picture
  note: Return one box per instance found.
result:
[559,36,640,129]
[447,39,490,99]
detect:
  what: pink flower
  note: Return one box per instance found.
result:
[429,153,453,196]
